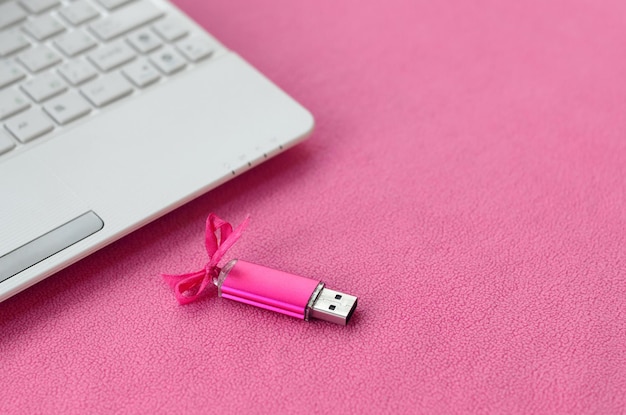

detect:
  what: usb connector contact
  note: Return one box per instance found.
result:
[309,287,358,325]
[215,260,358,325]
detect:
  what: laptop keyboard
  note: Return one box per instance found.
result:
[0,0,218,156]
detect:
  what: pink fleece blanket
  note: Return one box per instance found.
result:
[2,0,625,413]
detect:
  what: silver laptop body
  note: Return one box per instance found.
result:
[0,0,314,301]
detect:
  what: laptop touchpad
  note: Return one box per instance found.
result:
[0,160,103,282]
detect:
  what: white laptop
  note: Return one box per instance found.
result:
[0,0,314,301]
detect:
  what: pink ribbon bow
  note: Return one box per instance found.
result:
[163,213,249,304]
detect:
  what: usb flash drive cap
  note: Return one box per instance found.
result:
[309,287,358,325]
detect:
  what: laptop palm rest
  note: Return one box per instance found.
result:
[0,159,103,282]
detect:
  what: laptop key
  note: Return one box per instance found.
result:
[5,108,54,143]
[176,37,214,63]
[0,130,17,155]
[22,14,66,41]
[0,2,27,30]
[149,46,185,75]
[89,1,164,41]
[127,29,162,53]
[95,0,135,10]
[87,41,136,71]
[0,61,26,88]
[58,0,100,26]
[19,0,60,14]
[54,30,97,57]
[152,17,187,42]
[58,60,98,85]
[122,58,160,87]
[80,72,133,107]
[17,45,62,73]
[0,88,30,120]
[0,30,30,57]
[21,71,67,102]
[43,91,91,125]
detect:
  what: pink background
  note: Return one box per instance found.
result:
[3,0,626,413]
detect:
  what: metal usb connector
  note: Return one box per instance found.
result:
[309,287,358,325]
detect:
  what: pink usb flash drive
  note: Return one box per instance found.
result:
[215,260,358,325]
[163,214,358,325]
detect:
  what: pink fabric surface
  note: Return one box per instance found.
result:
[2,0,626,413]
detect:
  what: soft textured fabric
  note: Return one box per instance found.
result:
[2,0,626,413]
